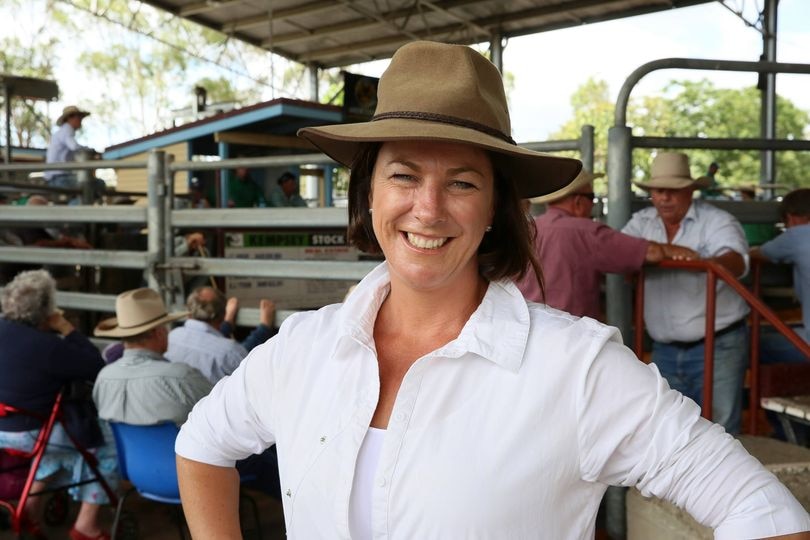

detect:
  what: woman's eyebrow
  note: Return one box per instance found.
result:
[446,166,485,179]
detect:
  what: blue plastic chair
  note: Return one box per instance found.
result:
[108,422,186,539]
[108,422,262,540]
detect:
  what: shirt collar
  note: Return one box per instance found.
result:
[337,262,530,373]
[183,318,224,337]
[120,348,167,364]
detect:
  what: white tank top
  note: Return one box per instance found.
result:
[349,427,386,540]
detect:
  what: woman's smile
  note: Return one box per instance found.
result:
[403,231,450,251]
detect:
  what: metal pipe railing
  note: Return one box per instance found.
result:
[614,58,810,126]
[1,127,595,325]
[633,258,809,429]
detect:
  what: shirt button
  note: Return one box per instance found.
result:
[378,478,386,487]
[395,413,406,422]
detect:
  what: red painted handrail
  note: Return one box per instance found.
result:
[633,258,810,432]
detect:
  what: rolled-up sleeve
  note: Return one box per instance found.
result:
[175,340,277,466]
[577,340,810,537]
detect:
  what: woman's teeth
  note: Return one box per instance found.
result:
[407,232,447,250]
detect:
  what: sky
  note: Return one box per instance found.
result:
[2,0,809,149]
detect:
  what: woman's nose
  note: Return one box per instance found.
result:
[413,182,446,225]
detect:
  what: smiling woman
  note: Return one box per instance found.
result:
[174,41,810,540]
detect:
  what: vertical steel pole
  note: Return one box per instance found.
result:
[605,124,633,540]
[606,125,634,344]
[703,270,717,422]
[3,84,11,181]
[308,63,320,103]
[749,261,763,435]
[324,166,333,207]
[75,149,93,205]
[147,150,166,294]
[579,124,595,173]
[490,32,503,73]
[219,141,230,208]
[760,0,778,196]
[163,152,179,309]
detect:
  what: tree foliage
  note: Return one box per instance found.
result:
[0,30,59,147]
[551,78,810,193]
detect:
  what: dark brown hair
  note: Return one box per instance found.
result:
[346,142,543,292]
[780,188,810,221]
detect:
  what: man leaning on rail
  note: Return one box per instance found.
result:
[622,152,750,435]
[516,168,697,321]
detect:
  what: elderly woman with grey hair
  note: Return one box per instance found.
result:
[0,270,117,540]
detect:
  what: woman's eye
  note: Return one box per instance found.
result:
[451,180,476,190]
[392,173,415,181]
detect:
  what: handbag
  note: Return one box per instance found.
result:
[61,381,105,449]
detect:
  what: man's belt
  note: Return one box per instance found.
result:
[669,318,747,348]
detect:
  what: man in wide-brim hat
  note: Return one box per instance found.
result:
[46,105,103,199]
[622,151,751,434]
[516,168,696,320]
[92,288,213,427]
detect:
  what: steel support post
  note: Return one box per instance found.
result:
[76,150,94,205]
[308,63,320,103]
[606,126,634,344]
[323,166,334,207]
[579,125,595,173]
[760,0,778,196]
[218,141,230,208]
[147,150,167,294]
[3,84,10,182]
[490,33,503,74]
[163,152,181,308]
[604,123,635,540]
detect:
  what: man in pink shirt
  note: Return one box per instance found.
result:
[516,170,696,320]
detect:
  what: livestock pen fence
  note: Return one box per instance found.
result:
[0,127,596,337]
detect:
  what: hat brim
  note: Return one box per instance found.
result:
[56,111,90,126]
[633,175,711,191]
[531,171,604,204]
[298,119,582,199]
[94,311,187,338]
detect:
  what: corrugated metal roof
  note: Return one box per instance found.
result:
[140,0,713,68]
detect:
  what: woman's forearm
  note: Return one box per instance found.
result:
[177,455,242,539]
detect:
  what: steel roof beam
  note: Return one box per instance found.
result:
[222,0,340,33]
[262,0,487,48]
[180,0,243,17]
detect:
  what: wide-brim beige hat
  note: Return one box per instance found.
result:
[634,152,711,191]
[531,170,604,204]
[94,288,187,338]
[56,105,90,126]
[298,41,582,199]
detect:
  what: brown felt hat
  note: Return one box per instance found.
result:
[634,152,711,191]
[94,288,187,338]
[56,105,90,126]
[298,41,582,199]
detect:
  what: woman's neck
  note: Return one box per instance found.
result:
[377,273,488,342]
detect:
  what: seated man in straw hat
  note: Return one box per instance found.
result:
[92,288,282,498]
[92,288,211,426]
[516,169,697,321]
[622,152,750,434]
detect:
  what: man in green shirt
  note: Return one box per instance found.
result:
[227,167,266,208]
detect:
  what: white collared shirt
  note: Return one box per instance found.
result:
[622,200,750,342]
[45,123,89,179]
[166,319,248,384]
[176,263,808,539]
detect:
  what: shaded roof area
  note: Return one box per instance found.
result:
[103,97,341,158]
[140,0,713,69]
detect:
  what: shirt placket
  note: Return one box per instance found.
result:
[371,358,427,539]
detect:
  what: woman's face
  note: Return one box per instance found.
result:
[369,140,495,293]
